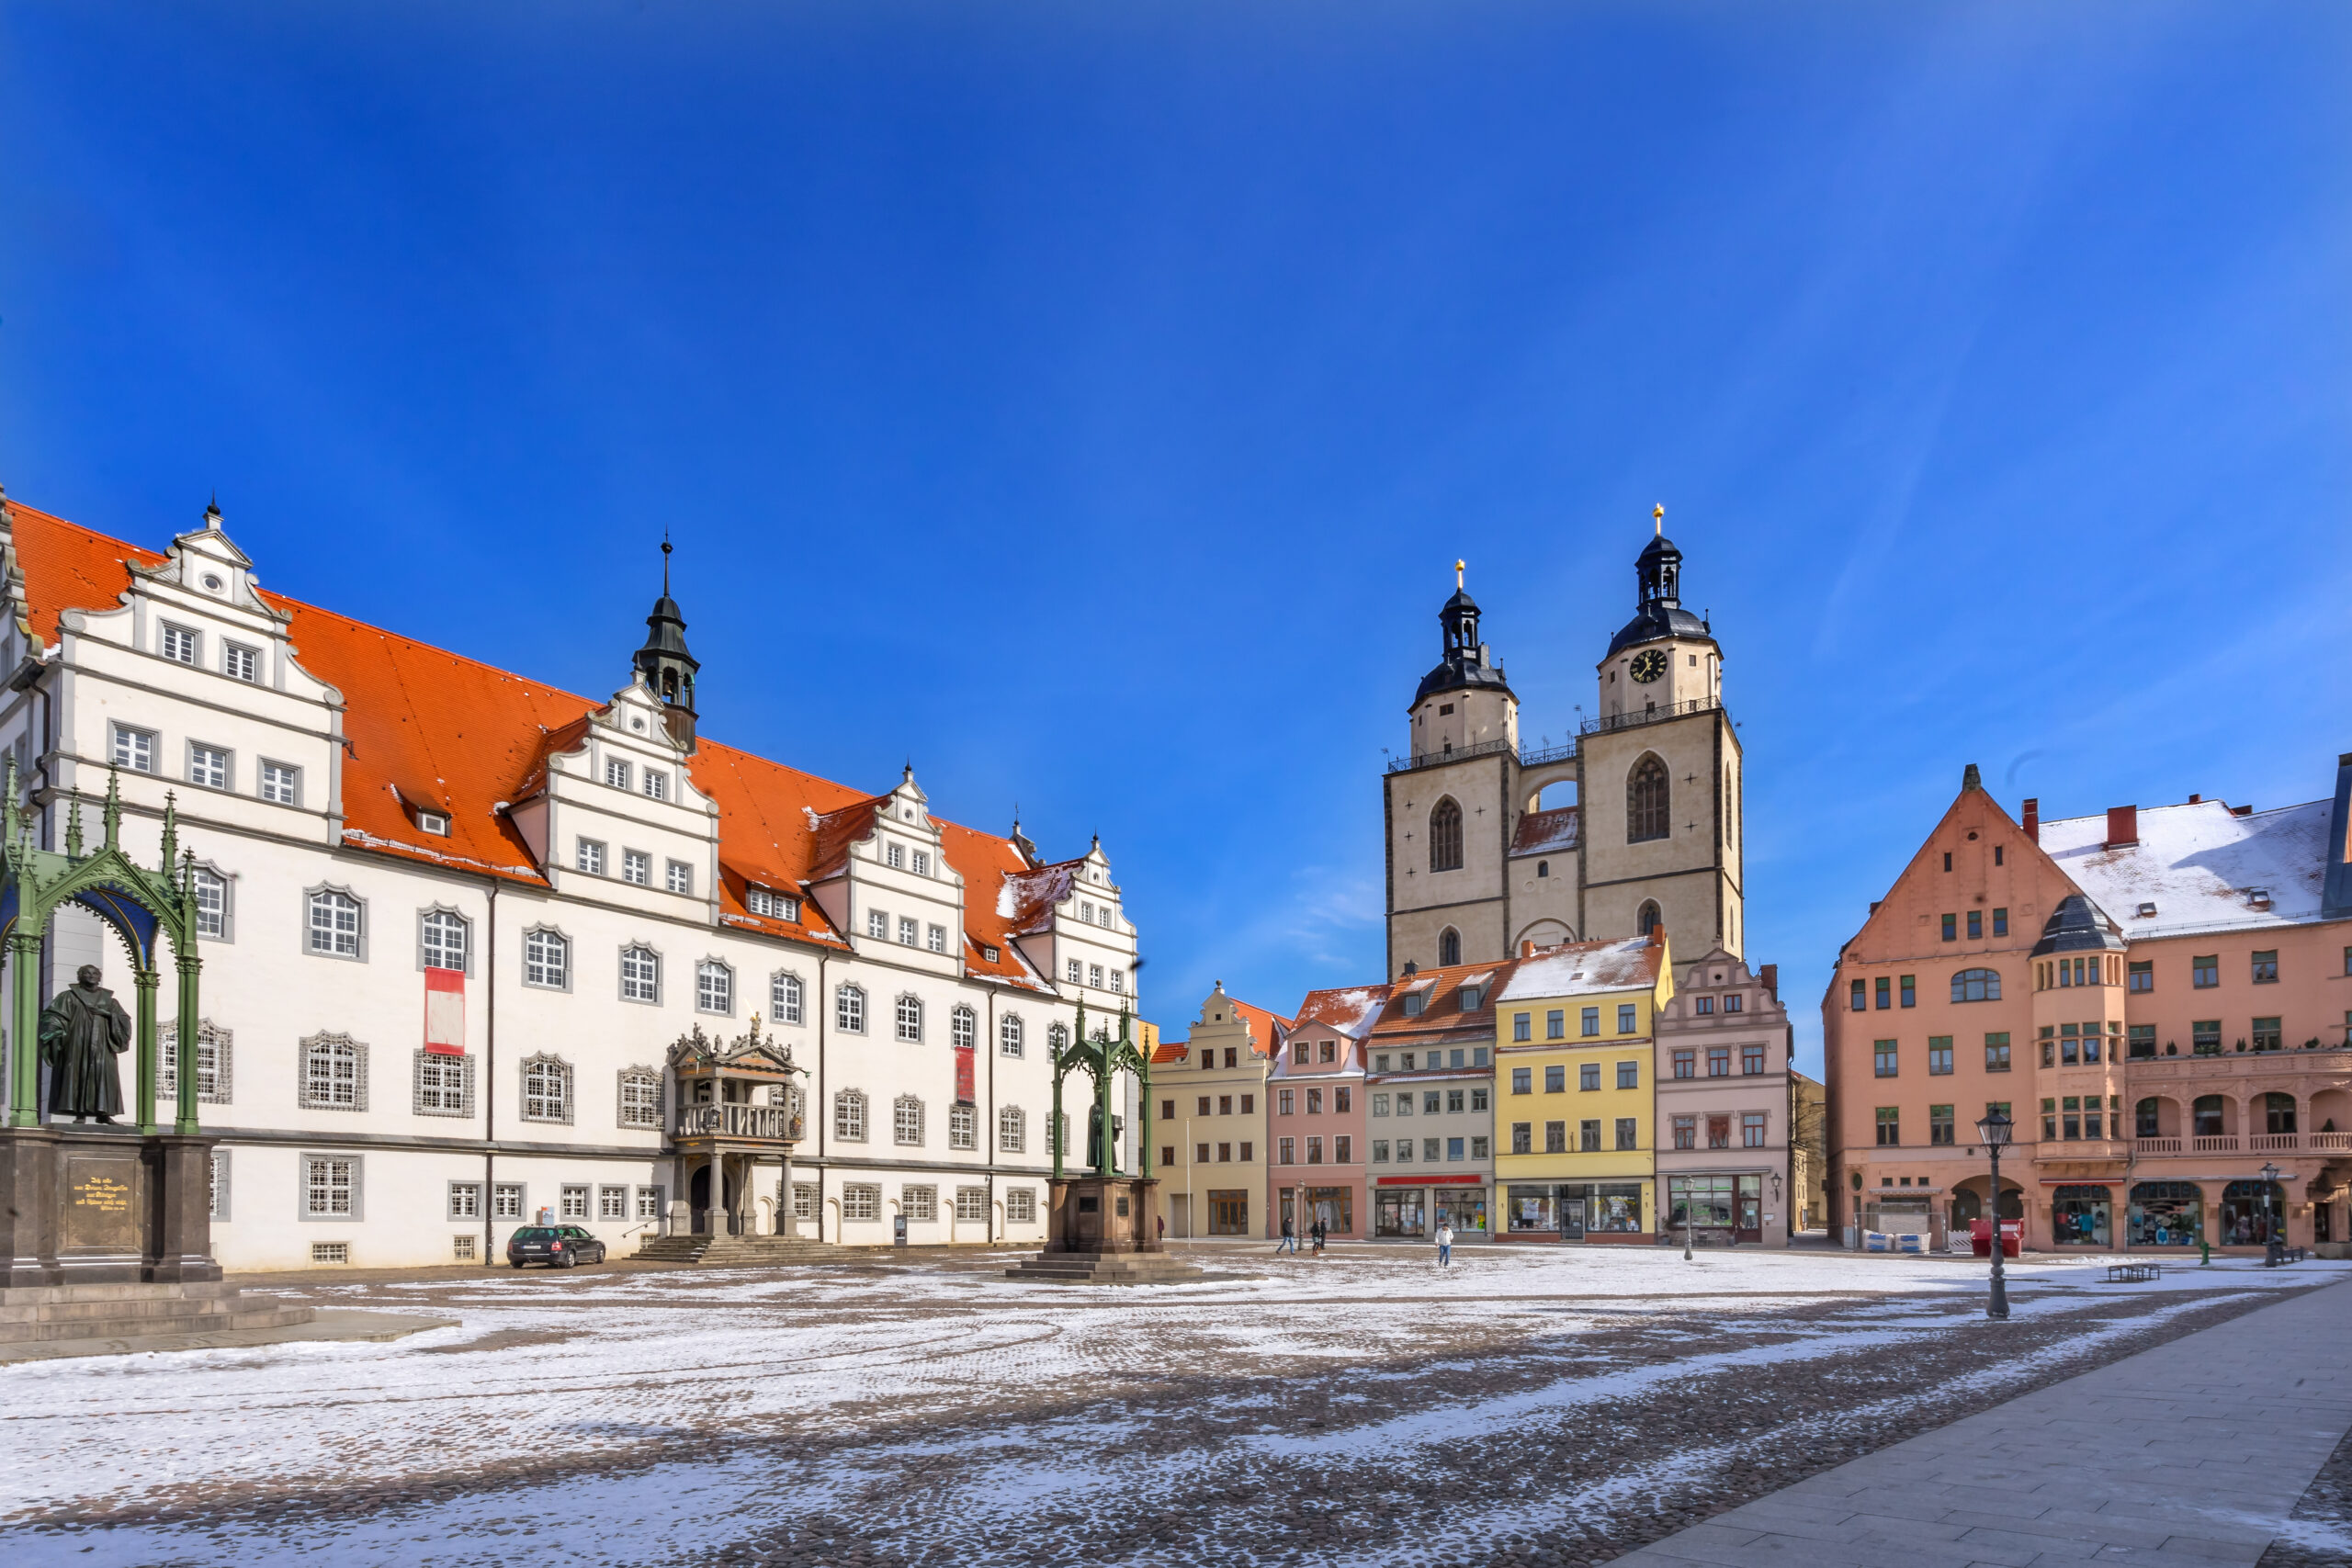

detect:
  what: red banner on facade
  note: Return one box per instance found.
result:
[424,965,465,1056]
[955,1043,975,1104]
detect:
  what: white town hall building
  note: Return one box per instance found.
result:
[0,492,1140,1270]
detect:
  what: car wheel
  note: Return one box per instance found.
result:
[560,1249,577,1269]
[509,1259,524,1269]
[596,1246,607,1264]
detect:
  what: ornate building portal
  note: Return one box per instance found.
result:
[1382,516,1746,976]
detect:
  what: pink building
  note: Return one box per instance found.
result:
[1826,753,2352,1254]
[1272,987,1385,1238]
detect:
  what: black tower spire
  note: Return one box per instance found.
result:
[634,536,701,749]
[1604,505,1714,660]
[1412,559,1514,707]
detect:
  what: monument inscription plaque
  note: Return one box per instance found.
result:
[62,1155,140,1251]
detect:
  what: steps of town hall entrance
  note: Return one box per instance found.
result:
[632,1232,845,1266]
[0,1281,314,1348]
[1004,1252,1205,1285]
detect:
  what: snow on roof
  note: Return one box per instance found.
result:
[1292,986,1391,1039]
[2040,798,2330,941]
[1495,937,1659,1001]
[1510,806,1579,858]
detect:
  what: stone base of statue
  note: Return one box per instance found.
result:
[0,1124,223,1289]
[1004,1174,1204,1284]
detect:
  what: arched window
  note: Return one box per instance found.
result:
[306,887,364,958]
[1724,765,1735,846]
[696,960,733,1014]
[894,1095,925,1145]
[520,1055,571,1123]
[772,972,804,1025]
[948,1103,977,1149]
[2191,1096,2225,1137]
[620,945,661,1003]
[1535,860,1548,879]
[1429,798,1464,873]
[835,1089,867,1141]
[836,984,866,1033]
[1000,1013,1025,1057]
[1048,1021,1070,1054]
[2134,1098,2161,1139]
[2266,1093,2297,1134]
[1627,756,1669,843]
[420,908,469,974]
[1636,900,1662,937]
[299,1032,367,1111]
[524,928,570,989]
[999,1104,1026,1153]
[191,865,232,940]
[1438,928,1462,967]
[1951,968,2001,1003]
[951,1005,977,1050]
[896,994,924,1043]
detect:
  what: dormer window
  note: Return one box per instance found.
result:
[2248,887,2273,908]
[1459,985,1481,1010]
[981,945,1001,964]
[1403,993,1425,1018]
[888,843,905,870]
[642,771,668,802]
[160,623,200,665]
[1080,900,1094,923]
[417,810,450,837]
[913,850,931,876]
[605,758,631,791]
[2137,902,2158,919]
[747,886,799,922]
[223,643,261,683]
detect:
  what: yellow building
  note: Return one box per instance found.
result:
[1153,984,1290,1239]
[1492,932,1672,1242]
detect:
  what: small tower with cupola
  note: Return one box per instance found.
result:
[633,539,701,750]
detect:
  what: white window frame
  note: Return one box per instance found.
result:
[948,1102,977,1150]
[417,906,471,976]
[902,1184,936,1222]
[298,1032,368,1111]
[772,972,804,1025]
[842,1183,880,1223]
[523,926,571,990]
[642,769,668,801]
[866,909,888,939]
[665,860,693,895]
[1089,964,1104,989]
[159,620,200,665]
[258,759,301,807]
[560,1184,589,1221]
[927,923,947,953]
[605,757,631,791]
[413,1049,475,1117]
[448,1179,481,1222]
[1000,1014,1024,1057]
[520,1055,573,1124]
[695,958,733,1015]
[1067,958,1082,984]
[895,1095,925,1145]
[913,850,932,876]
[620,944,662,1004]
[950,1005,977,1051]
[492,1183,526,1221]
[222,640,262,683]
[955,1185,987,1222]
[576,839,606,875]
[190,863,233,942]
[834,1089,867,1142]
[1005,1188,1036,1224]
[621,850,651,886]
[999,1105,1025,1152]
[836,984,865,1034]
[187,741,232,792]
[617,1067,663,1131]
[635,1185,665,1221]
[598,1185,629,1221]
[111,723,156,775]
[896,993,923,1043]
[887,842,905,870]
[898,917,919,947]
[158,1018,232,1104]
[299,1154,361,1220]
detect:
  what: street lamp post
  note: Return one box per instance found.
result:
[2261,1160,2283,1267]
[1975,1108,2014,1321]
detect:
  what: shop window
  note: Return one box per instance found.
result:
[2128,1182,2200,1247]
[2052,1185,2112,1247]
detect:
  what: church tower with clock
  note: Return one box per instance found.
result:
[1382,510,1745,976]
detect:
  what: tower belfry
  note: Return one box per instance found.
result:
[633,537,701,749]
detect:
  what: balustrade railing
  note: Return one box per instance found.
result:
[2311,1132,2352,1152]
[1578,696,1724,736]
[2249,1134,2300,1152]
[2135,1137,2182,1155]
[673,1102,801,1141]
[2191,1134,2239,1153]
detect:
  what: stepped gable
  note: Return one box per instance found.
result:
[6,500,1057,981]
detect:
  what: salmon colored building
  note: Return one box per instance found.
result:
[1272,985,1386,1238]
[1825,755,2352,1255]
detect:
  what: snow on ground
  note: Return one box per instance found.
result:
[1,1245,2338,1568]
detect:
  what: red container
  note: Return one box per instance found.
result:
[1970,1219,2022,1258]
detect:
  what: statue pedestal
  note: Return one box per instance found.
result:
[1009,1174,1204,1284]
[0,1125,220,1287]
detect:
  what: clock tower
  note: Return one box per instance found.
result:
[1577,508,1745,955]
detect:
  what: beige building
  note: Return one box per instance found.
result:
[1790,1070,1826,1233]
[1654,948,1792,1246]
[1154,985,1288,1238]
[1384,517,1745,978]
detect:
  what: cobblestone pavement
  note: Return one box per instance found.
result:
[0,1245,2340,1567]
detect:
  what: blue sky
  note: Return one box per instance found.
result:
[3,4,2346,1071]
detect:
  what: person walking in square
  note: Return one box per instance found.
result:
[1436,1221,1454,1270]
[1310,1215,1328,1257]
[1277,1213,1296,1255]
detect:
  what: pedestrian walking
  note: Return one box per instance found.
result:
[1277,1213,1297,1255]
[1310,1215,1328,1257]
[1436,1221,1454,1269]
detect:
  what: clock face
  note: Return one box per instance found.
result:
[1630,649,1668,683]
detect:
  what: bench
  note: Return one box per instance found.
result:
[2106,1262,2162,1282]
[2279,1247,2308,1264]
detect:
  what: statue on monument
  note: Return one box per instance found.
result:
[40,964,132,1123]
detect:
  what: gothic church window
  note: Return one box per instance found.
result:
[1627,756,1669,843]
[1439,928,1462,966]
[1429,798,1464,873]
[1637,901,1662,937]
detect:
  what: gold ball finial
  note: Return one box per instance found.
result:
[1653,503,1664,536]
[1454,558,1465,588]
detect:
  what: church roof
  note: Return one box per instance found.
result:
[6,499,1062,990]
[1510,806,1579,857]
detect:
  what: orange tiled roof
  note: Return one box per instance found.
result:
[6,500,1062,985]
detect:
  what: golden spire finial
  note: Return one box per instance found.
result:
[1653,503,1664,536]
[1454,558,1464,589]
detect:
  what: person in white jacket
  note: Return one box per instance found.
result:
[1435,1222,1455,1269]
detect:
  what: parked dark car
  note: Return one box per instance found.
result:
[506,1224,607,1269]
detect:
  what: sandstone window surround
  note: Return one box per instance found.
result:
[1005,1188,1036,1224]
[299,1032,368,1111]
[999,1012,1024,1057]
[257,759,301,807]
[417,906,472,976]
[300,1154,360,1220]
[622,850,650,886]
[948,1103,976,1150]
[641,769,668,802]
[666,860,693,896]
[605,757,631,791]
[956,1186,988,1222]
[895,1095,925,1145]
[158,1018,232,1104]
[305,885,366,960]
[835,1089,867,1141]
[616,1067,663,1130]
[222,640,262,683]
[575,838,605,876]
[950,1005,977,1051]
[836,984,866,1033]
[771,971,804,1025]
[695,958,733,1015]
[523,927,571,990]
[896,994,924,1043]
[519,1055,573,1124]
[842,1183,880,1222]
[619,943,662,1004]
[412,1048,474,1117]
[902,1185,936,1222]
[187,740,232,792]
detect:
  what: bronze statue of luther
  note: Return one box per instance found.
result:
[40,964,132,1123]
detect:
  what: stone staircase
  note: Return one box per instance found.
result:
[632,1232,844,1267]
[1004,1251,1205,1285]
[0,1281,315,1348]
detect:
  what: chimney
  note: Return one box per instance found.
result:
[2188,794,2201,804]
[1648,923,1666,948]
[1520,940,1535,958]
[1759,963,1779,1000]
[2104,805,2139,850]
[2022,797,2039,843]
